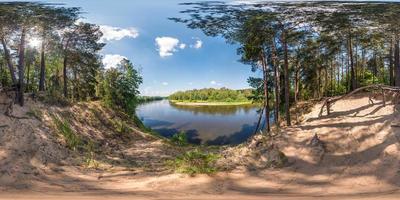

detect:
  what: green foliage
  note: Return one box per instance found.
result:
[167,149,219,175]
[97,59,143,115]
[109,118,132,136]
[169,88,252,103]
[170,132,188,146]
[50,114,82,150]
[84,141,99,169]
[138,96,165,103]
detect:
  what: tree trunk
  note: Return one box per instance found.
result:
[331,60,334,97]
[63,54,68,98]
[260,53,270,133]
[348,30,356,91]
[361,48,366,81]
[346,51,350,92]
[355,40,358,88]
[271,42,280,126]
[17,28,26,106]
[395,34,400,86]
[26,63,30,92]
[39,35,46,91]
[317,68,321,98]
[294,62,300,103]
[282,31,291,126]
[1,37,17,85]
[389,38,394,86]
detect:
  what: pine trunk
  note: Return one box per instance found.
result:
[395,34,400,86]
[17,28,26,106]
[282,31,291,126]
[348,30,356,91]
[389,38,394,86]
[1,37,17,85]
[26,63,30,92]
[261,53,270,133]
[39,35,46,91]
[271,42,280,126]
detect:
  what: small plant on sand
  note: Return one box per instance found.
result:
[50,114,82,150]
[84,141,100,169]
[167,149,219,175]
[26,108,43,121]
[171,132,188,146]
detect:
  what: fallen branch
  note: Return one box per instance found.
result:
[319,84,399,117]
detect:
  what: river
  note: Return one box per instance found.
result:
[136,100,273,145]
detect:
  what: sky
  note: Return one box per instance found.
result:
[24,0,259,96]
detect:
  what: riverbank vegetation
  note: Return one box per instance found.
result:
[172,1,400,133]
[169,88,252,104]
[138,96,165,103]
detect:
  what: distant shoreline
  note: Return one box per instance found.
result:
[169,100,253,106]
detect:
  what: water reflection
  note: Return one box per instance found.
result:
[169,102,257,116]
[136,100,270,145]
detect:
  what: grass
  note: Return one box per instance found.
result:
[26,108,43,121]
[84,141,100,169]
[50,114,82,150]
[167,148,219,175]
[50,113,100,168]
[169,100,253,106]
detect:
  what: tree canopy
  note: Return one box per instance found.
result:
[0,2,142,114]
[171,1,400,131]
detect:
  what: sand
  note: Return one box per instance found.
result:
[0,94,399,199]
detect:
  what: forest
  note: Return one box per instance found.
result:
[0,2,142,115]
[169,88,252,103]
[172,1,400,132]
[1,1,400,199]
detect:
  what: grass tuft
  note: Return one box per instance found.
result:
[170,132,188,146]
[26,108,43,121]
[50,114,82,150]
[167,149,219,175]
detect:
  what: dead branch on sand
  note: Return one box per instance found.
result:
[318,84,400,117]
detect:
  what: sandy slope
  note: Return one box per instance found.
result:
[0,94,399,199]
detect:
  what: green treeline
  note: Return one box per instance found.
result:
[169,88,252,102]
[0,2,142,115]
[138,96,165,103]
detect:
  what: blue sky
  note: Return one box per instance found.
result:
[34,0,258,96]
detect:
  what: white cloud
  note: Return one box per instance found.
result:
[155,37,181,57]
[210,80,217,85]
[162,82,169,86]
[102,54,127,69]
[192,40,203,49]
[179,43,186,49]
[100,25,139,42]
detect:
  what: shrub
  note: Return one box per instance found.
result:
[171,132,188,146]
[167,149,219,175]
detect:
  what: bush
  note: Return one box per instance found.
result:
[167,149,219,175]
[170,132,188,146]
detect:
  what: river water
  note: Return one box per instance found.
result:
[136,100,272,145]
